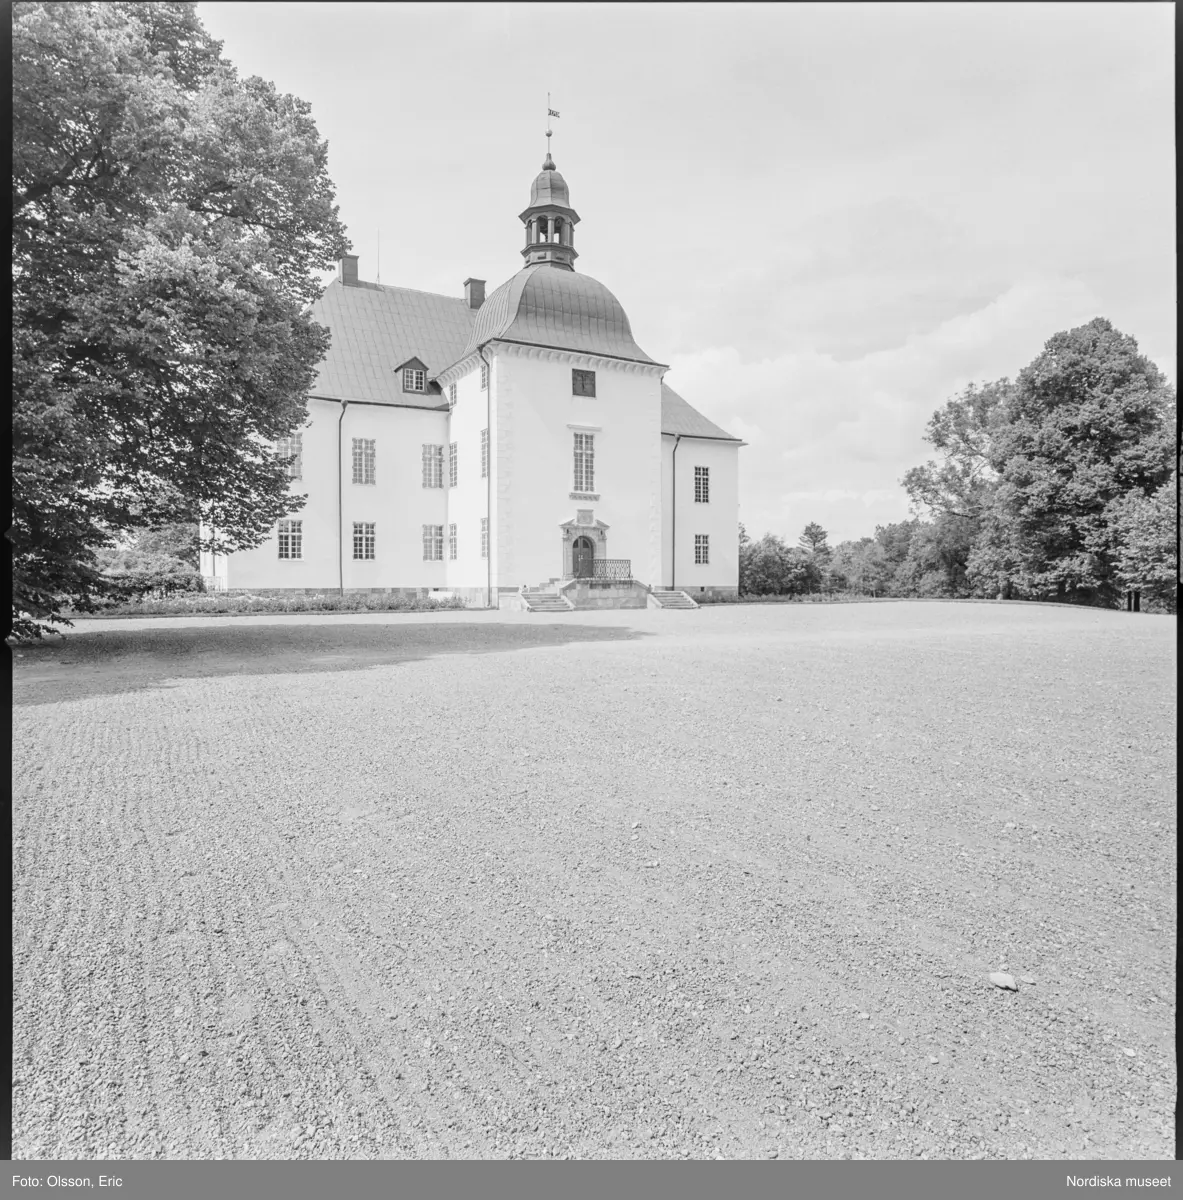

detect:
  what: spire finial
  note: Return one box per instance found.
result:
[544,92,559,169]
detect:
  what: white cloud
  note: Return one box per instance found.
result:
[665,276,1108,543]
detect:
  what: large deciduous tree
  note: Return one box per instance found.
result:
[982,318,1175,606]
[12,1,349,637]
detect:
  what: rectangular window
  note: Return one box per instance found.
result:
[276,433,302,481]
[480,363,489,390]
[572,368,596,397]
[480,517,488,559]
[277,519,303,560]
[421,443,444,488]
[448,382,457,406]
[694,534,710,565]
[448,442,458,488]
[352,438,375,485]
[422,524,444,561]
[480,428,488,478]
[403,367,425,392]
[573,432,595,493]
[352,522,375,560]
[448,523,457,560]
[694,465,710,503]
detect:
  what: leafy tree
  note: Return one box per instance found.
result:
[93,520,203,602]
[827,537,889,595]
[798,522,831,558]
[982,318,1175,605]
[740,534,819,596]
[12,2,349,637]
[1106,471,1178,612]
[902,380,1009,521]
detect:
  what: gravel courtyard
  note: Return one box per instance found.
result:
[11,601,1176,1161]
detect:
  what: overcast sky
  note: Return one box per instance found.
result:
[198,2,1175,544]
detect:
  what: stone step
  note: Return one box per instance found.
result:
[651,590,699,609]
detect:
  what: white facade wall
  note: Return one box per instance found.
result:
[443,361,491,594]
[488,345,665,588]
[221,397,450,590]
[661,434,740,592]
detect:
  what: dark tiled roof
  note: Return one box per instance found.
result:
[661,383,740,441]
[308,280,475,407]
[454,264,659,367]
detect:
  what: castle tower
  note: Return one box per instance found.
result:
[519,153,580,270]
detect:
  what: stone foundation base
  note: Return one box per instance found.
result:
[675,586,739,603]
[559,579,650,610]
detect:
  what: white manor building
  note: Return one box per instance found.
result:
[201,152,743,610]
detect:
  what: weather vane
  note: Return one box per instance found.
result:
[546,93,560,161]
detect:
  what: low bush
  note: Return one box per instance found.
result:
[733,591,880,604]
[72,591,469,617]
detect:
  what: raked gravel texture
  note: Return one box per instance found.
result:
[11,601,1176,1161]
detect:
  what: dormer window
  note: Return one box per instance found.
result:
[480,363,488,390]
[448,382,457,406]
[403,367,425,393]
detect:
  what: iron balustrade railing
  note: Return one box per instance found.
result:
[564,558,632,581]
[594,558,631,581]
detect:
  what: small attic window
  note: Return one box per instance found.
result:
[448,382,457,406]
[572,369,596,397]
[403,367,425,393]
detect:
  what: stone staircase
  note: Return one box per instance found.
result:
[521,587,572,613]
[649,589,699,610]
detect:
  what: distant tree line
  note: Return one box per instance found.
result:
[740,318,1177,612]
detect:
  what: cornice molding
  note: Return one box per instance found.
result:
[494,341,666,375]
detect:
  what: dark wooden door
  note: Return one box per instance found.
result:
[572,536,594,578]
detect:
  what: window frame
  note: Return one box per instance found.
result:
[277,519,303,560]
[352,521,376,561]
[276,433,303,481]
[448,442,458,488]
[694,465,710,504]
[694,533,710,565]
[352,437,376,486]
[480,517,488,559]
[480,429,488,479]
[422,524,444,562]
[573,431,595,493]
[448,523,457,561]
[480,363,489,391]
[422,443,444,489]
[403,367,426,393]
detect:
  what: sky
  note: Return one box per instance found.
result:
[198,1,1176,544]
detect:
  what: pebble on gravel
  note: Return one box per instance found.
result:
[988,973,1018,991]
[1020,976,1036,985]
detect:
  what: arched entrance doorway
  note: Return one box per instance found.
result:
[572,535,595,578]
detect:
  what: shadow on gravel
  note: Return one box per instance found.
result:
[12,621,651,706]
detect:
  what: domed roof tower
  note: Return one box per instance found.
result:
[450,152,660,367]
[519,152,579,271]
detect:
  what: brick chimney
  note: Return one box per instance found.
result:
[464,278,486,309]
[338,254,359,286]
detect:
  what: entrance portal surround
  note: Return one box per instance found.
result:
[559,515,609,580]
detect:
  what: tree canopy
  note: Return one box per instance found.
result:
[739,319,1175,612]
[12,1,349,637]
